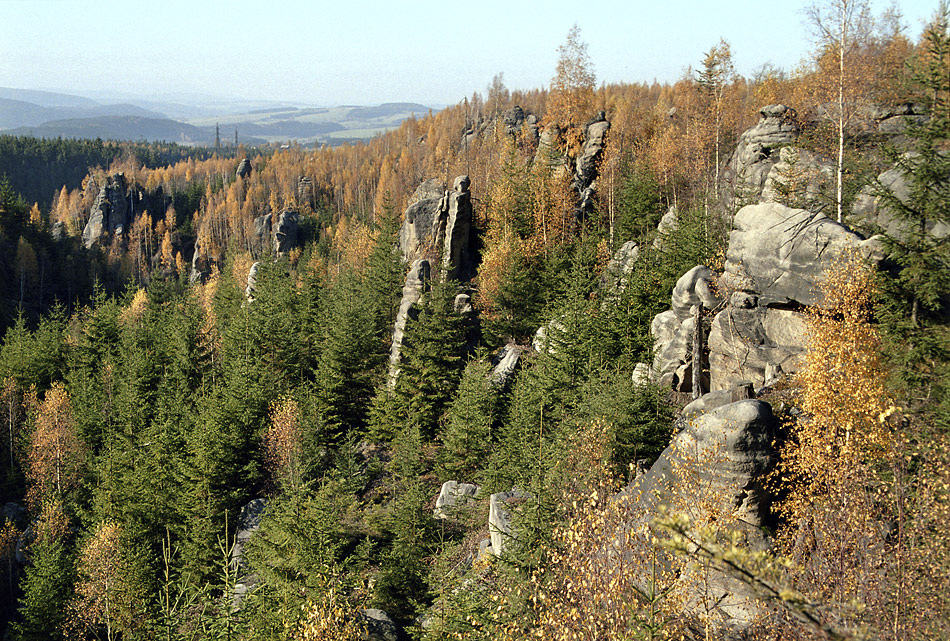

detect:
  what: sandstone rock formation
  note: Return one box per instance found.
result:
[852,155,950,241]
[719,203,881,307]
[253,213,272,254]
[720,105,800,212]
[651,202,882,391]
[602,240,639,293]
[398,176,475,282]
[575,112,610,215]
[490,342,524,388]
[651,266,721,391]
[245,261,260,301]
[387,259,430,386]
[83,173,130,249]
[236,157,252,180]
[434,481,480,520]
[614,399,779,633]
[273,209,299,256]
[232,498,267,607]
[361,608,401,641]
[489,489,532,557]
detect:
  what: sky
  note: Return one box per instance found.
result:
[0,0,942,107]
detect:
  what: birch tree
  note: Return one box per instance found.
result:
[805,0,873,223]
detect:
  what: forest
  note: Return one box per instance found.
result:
[0,3,948,640]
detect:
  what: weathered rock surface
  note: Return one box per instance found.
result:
[720,202,881,307]
[441,175,474,281]
[83,173,130,248]
[631,362,652,387]
[361,609,401,641]
[760,146,834,209]
[399,181,445,263]
[650,266,720,391]
[232,498,267,606]
[434,481,480,519]
[490,343,524,388]
[651,205,680,250]
[489,489,532,557]
[576,113,610,216]
[708,303,807,391]
[651,202,882,391]
[387,260,430,386]
[236,157,252,179]
[253,213,272,254]
[245,261,261,301]
[603,240,639,293]
[273,209,299,256]
[719,105,800,212]
[852,156,950,240]
[614,400,779,632]
[398,176,475,281]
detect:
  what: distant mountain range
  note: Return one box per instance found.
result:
[0,87,433,146]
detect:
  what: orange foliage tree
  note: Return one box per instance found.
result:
[25,382,84,511]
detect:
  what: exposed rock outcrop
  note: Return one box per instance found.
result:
[614,399,779,634]
[719,105,800,212]
[651,202,883,391]
[490,342,524,388]
[852,156,950,240]
[253,213,272,254]
[602,240,639,293]
[489,489,532,557]
[361,609,401,641]
[82,173,130,249]
[245,261,261,301]
[232,498,267,607]
[434,481,480,520]
[442,175,474,281]
[650,266,721,391]
[575,112,610,216]
[273,209,299,256]
[387,259,431,386]
[760,146,834,210]
[398,177,475,281]
[719,202,881,307]
[236,157,252,180]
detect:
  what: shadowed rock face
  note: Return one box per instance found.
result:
[398,176,475,282]
[273,209,299,256]
[387,259,431,387]
[236,157,252,180]
[83,173,129,249]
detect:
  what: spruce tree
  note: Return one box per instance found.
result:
[875,4,950,402]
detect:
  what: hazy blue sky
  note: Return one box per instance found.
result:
[0,0,941,106]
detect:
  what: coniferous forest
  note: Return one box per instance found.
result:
[1,6,949,640]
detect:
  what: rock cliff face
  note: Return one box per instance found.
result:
[852,156,950,241]
[575,112,610,216]
[719,105,801,212]
[651,202,881,392]
[82,173,130,249]
[398,176,475,282]
[614,399,779,634]
[236,157,252,180]
[387,259,431,387]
